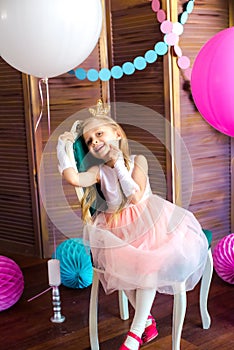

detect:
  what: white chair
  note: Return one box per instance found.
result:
[89,249,213,350]
[65,120,213,350]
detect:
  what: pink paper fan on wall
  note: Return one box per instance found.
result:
[0,256,24,311]
[213,234,234,284]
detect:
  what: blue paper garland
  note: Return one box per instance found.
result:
[69,0,195,82]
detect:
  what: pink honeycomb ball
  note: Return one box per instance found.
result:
[0,256,24,311]
[213,234,234,284]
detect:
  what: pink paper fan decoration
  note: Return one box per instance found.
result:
[213,234,234,284]
[0,256,24,311]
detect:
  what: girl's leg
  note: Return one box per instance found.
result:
[122,288,156,350]
[131,288,156,336]
[124,289,155,328]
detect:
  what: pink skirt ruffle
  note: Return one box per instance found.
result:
[83,194,208,295]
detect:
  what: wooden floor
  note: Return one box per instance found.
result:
[0,254,233,350]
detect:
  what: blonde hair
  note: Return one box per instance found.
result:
[77,115,131,223]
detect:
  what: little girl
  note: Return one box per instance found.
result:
[57,108,208,350]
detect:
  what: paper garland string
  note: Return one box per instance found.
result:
[69,0,194,81]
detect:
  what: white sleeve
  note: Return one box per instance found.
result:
[114,157,140,197]
[56,137,76,174]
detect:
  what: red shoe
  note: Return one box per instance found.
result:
[141,315,158,344]
[119,331,143,350]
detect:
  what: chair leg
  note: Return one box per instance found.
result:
[199,249,213,329]
[89,270,100,350]
[172,283,187,350]
[118,290,129,320]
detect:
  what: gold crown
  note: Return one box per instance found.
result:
[89,99,110,117]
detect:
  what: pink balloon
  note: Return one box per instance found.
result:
[191,27,234,137]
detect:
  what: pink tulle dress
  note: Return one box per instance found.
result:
[83,156,208,295]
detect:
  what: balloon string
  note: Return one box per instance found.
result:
[34,78,57,259]
[35,78,45,132]
[45,78,51,136]
[43,79,56,255]
[34,78,51,135]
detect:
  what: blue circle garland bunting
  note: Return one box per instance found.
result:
[111,65,124,79]
[180,11,189,25]
[144,49,158,63]
[99,67,111,81]
[122,62,136,75]
[69,0,195,82]
[186,0,194,14]
[75,68,86,80]
[134,56,147,70]
[87,68,99,82]
[154,41,168,55]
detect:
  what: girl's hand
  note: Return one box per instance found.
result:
[107,144,123,165]
[57,132,76,175]
[59,131,76,143]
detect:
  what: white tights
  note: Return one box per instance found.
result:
[123,288,156,349]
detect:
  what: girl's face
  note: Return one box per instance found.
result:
[83,120,121,159]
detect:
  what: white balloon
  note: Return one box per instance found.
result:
[0,0,102,78]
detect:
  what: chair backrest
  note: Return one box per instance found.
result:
[65,120,106,217]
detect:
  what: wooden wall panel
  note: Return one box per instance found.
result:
[109,1,165,113]
[108,0,171,199]
[179,0,231,243]
[0,59,41,256]
[1,0,232,259]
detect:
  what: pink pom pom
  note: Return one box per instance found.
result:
[213,234,234,284]
[0,256,24,311]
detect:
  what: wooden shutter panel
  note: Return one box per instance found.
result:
[108,1,171,199]
[0,58,41,256]
[179,0,231,243]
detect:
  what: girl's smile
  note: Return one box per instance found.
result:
[92,142,107,157]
